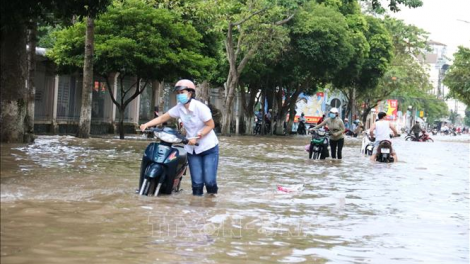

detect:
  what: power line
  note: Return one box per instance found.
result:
[457,19,470,24]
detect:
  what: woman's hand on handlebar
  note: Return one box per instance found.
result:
[140,124,148,132]
[188,138,198,145]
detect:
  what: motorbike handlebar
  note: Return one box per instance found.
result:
[139,128,199,146]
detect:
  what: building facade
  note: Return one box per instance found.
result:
[32,48,231,135]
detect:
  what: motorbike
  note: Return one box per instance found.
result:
[308,128,329,160]
[440,129,449,136]
[405,130,433,142]
[138,127,197,196]
[361,131,375,156]
[420,130,434,142]
[375,140,395,163]
[253,116,262,135]
[345,129,357,137]
[431,128,438,135]
[297,121,306,135]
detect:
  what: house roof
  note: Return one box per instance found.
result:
[428,40,447,46]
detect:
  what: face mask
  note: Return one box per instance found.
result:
[177,93,189,104]
[329,113,336,118]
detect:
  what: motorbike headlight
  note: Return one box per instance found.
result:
[155,132,183,143]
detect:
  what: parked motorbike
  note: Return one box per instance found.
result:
[375,140,395,163]
[138,127,197,196]
[308,128,329,160]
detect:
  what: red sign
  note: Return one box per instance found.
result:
[385,99,398,120]
[293,116,321,124]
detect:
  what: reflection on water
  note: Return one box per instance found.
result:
[1,134,469,263]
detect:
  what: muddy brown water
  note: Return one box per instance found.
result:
[1,134,469,263]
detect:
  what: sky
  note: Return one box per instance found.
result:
[388,0,470,58]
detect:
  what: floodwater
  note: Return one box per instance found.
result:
[1,133,469,264]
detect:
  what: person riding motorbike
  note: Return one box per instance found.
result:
[441,124,449,135]
[353,119,363,137]
[369,112,398,162]
[411,121,421,140]
[309,108,345,159]
[344,118,350,130]
[140,79,219,196]
[298,112,307,135]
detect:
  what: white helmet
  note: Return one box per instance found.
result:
[330,108,339,114]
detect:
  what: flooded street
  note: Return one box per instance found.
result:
[1,134,469,264]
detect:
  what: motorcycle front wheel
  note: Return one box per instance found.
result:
[139,178,157,196]
[426,138,434,142]
[313,151,320,160]
[308,144,314,159]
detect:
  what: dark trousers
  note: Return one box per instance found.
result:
[330,138,344,159]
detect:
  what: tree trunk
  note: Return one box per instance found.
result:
[362,107,372,129]
[261,87,267,135]
[286,91,301,134]
[25,20,37,143]
[158,81,165,115]
[119,107,125,139]
[239,83,256,135]
[244,115,254,135]
[275,87,287,135]
[77,16,94,138]
[197,80,210,104]
[351,87,356,120]
[150,80,158,118]
[221,77,237,135]
[1,23,27,143]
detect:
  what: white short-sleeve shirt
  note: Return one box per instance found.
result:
[168,99,219,154]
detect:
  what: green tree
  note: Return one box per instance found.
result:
[344,16,393,123]
[330,2,370,119]
[278,1,355,134]
[464,107,470,126]
[443,46,470,106]
[196,0,297,135]
[0,0,109,143]
[361,0,423,12]
[49,0,213,139]
[356,17,450,127]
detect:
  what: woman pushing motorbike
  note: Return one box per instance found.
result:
[140,79,219,196]
[308,108,345,159]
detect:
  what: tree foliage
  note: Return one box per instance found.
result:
[443,46,470,106]
[361,0,423,13]
[49,0,215,138]
[49,0,213,81]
